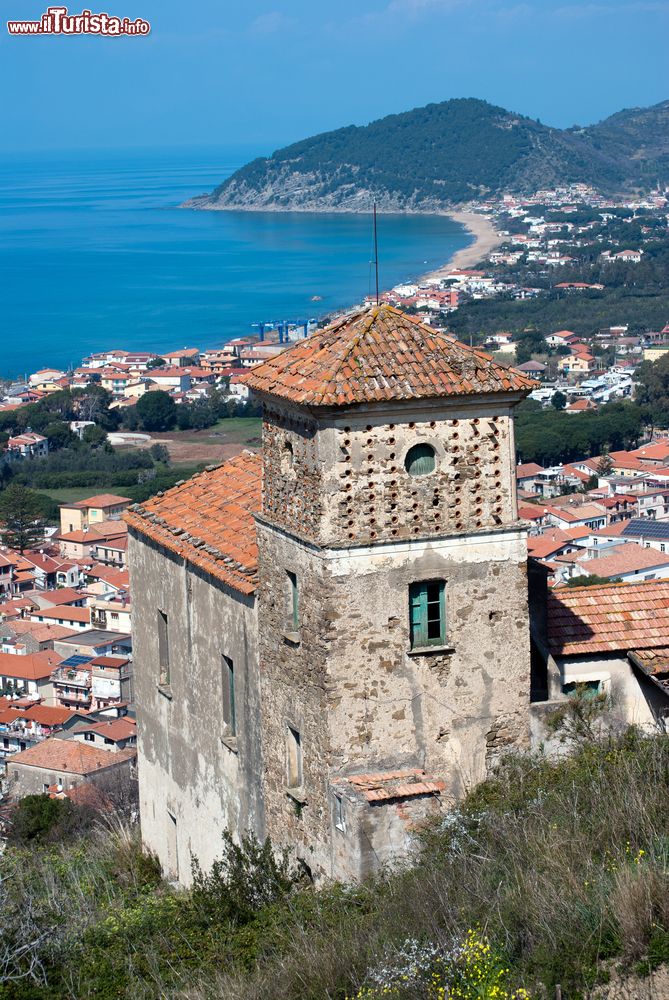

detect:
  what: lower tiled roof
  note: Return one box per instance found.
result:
[9,738,135,775]
[628,648,669,696]
[338,768,446,803]
[548,581,669,656]
[124,452,262,595]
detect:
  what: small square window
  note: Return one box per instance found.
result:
[562,680,602,698]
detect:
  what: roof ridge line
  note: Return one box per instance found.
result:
[311,306,378,406]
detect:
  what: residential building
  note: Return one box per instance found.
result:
[6,738,136,798]
[0,650,61,701]
[6,432,48,459]
[59,494,131,534]
[533,581,669,735]
[90,655,133,709]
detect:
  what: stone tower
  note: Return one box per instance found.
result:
[243,305,536,881]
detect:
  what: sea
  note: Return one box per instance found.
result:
[0,147,471,378]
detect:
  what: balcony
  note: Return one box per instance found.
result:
[51,667,91,689]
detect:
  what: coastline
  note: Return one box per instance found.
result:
[422,210,501,281]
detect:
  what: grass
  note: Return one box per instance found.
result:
[33,486,103,505]
[163,417,262,445]
[1,732,667,999]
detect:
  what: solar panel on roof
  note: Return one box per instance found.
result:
[623,519,669,540]
[59,654,94,668]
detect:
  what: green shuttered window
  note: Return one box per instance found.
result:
[409,580,446,649]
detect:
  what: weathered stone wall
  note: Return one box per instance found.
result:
[128,531,264,884]
[261,403,322,540]
[261,398,520,549]
[255,522,336,878]
[256,520,531,879]
[322,531,531,799]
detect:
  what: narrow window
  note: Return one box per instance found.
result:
[334,793,346,833]
[222,655,236,737]
[287,726,303,789]
[287,571,299,630]
[158,610,170,686]
[84,732,94,742]
[409,580,446,649]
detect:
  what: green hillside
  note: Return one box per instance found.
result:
[187,97,669,212]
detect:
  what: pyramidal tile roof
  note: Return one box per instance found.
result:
[240,304,537,407]
[124,452,262,595]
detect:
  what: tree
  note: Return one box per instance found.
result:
[0,485,47,553]
[135,391,176,432]
[551,391,567,411]
[82,425,108,449]
[42,421,77,451]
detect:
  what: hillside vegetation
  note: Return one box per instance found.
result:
[187,98,669,212]
[2,730,667,999]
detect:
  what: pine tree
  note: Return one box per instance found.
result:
[0,484,46,553]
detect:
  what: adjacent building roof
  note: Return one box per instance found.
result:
[78,717,136,741]
[32,606,91,624]
[125,451,262,595]
[9,738,135,774]
[63,494,131,510]
[628,647,669,696]
[623,519,669,541]
[577,545,669,580]
[548,581,669,656]
[516,462,544,478]
[241,305,536,407]
[0,650,63,680]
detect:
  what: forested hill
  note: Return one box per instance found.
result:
[185,98,669,213]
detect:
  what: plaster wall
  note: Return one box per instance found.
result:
[127,532,264,884]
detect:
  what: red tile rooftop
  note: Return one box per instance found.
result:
[9,738,135,774]
[240,304,537,408]
[125,452,261,595]
[547,580,669,656]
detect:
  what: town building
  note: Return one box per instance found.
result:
[59,494,131,534]
[126,305,537,884]
[6,738,136,798]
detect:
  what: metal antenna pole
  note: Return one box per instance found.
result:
[373,202,379,305]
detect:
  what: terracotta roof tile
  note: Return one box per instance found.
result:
[547,580,669,656]
[240,305,537,407]
[9,738,135,774]
[124,452,261,595]
[338,768,445,803]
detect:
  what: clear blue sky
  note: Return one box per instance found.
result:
[2,0,667,154]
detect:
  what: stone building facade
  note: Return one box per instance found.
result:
[126,305,536,883]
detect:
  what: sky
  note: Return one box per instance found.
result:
[1,0,667,155]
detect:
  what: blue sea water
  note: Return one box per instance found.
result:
[0,147,471,378]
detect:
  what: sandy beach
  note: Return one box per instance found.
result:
[422,210,502,282]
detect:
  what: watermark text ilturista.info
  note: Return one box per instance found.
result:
[7,6,150,34]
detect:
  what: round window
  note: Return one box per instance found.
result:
[404,443,436,477]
